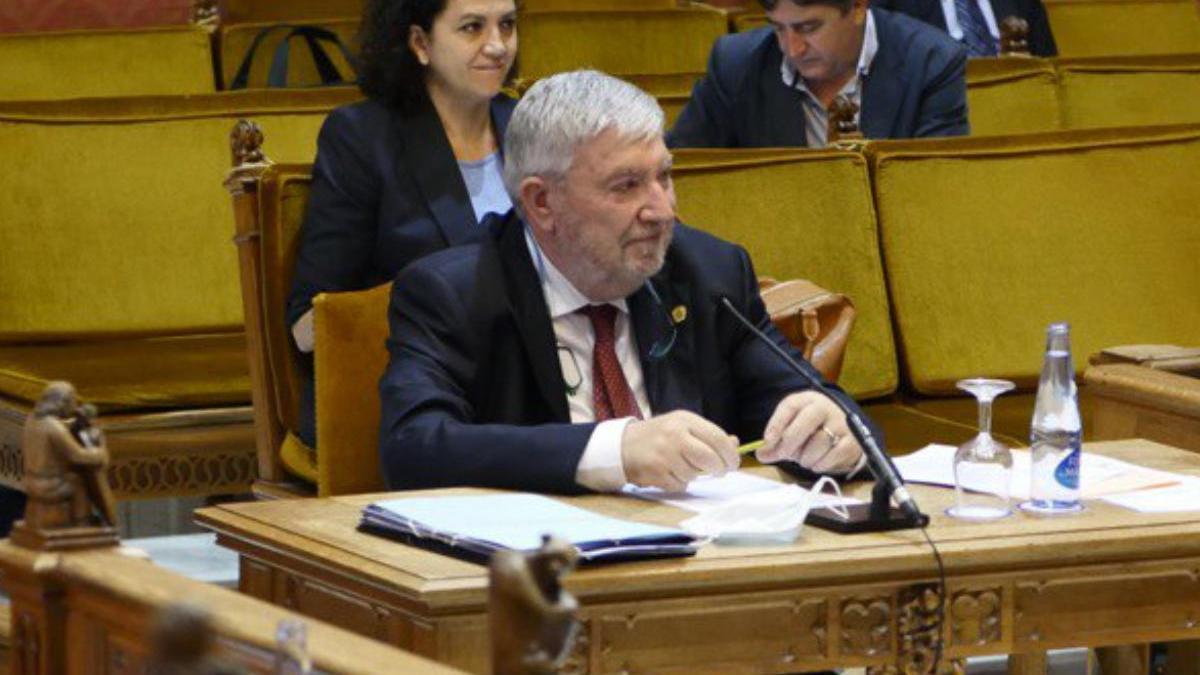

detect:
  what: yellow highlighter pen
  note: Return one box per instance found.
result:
[737,439,765,455]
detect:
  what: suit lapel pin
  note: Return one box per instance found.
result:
[671,305,687,325]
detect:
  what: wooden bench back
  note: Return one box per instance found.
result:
[0,543,459,674]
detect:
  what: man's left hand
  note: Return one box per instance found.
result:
[756,391,864,474]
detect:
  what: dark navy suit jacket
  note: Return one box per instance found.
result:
[378,212,875,493]
[668,8,968,148]
[873,0,1057,56]
[287,94,516,446]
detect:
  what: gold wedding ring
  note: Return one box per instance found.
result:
[819,425,839,448]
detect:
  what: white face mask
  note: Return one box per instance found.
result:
[681,476,849,545]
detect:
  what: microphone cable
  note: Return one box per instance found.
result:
[714,293,948,670]
[919,523,947,672]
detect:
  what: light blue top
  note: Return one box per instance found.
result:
[458,151,512,223]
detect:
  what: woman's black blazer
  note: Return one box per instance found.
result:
[286,93,516,447]
[287,94,517,327]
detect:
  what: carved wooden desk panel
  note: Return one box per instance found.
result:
[196,440,1200,674]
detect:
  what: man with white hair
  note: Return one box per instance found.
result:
[379,70,871,493]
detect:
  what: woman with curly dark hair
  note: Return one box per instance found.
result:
[285,0,518,467]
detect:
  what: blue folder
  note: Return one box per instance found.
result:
[359,493,699,564]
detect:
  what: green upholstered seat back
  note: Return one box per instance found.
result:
[0,335,249,409]
[219,19,360,90]
[223,0,363,23]
[734,13,769,32]
[0,89,354,341]
[313,282,392,497]
[524,0,681,8]
[624,72,703,127]
[868,125,1200,395]
[1045,0,1200,57]
[967,58,1062,135]
[0,25,216,101]
[1057,55,1200,130]
[519,8,728,79]
[672,149,898,399]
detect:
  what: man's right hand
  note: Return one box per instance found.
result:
[620,411,740,492]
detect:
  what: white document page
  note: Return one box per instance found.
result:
[623,471,862,513]
[894,444,1182,501]
[1102,477,1200,513]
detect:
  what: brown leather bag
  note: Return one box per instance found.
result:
[758,278,857,383]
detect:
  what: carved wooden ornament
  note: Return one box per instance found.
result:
[828,95,865,146]
[950,588,1001,646]
[841,596,891,656]
[230,120,267,168]
[490,535,582,675]
[191,0,219,28]
[999,16,1032,57]
[10,382,119,551]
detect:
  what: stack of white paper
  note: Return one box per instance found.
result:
[1101,477,1200,513]
[893,444,1197,512]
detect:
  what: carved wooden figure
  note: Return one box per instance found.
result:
[828,95,865,146]
[999,16,1032,57]
[230,119,267,168]
[10,381,119,551]
[490,535,581,675]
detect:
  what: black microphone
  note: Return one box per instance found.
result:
[713,294,925,525]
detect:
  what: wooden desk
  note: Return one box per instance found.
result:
[1087,364,1200,453]
[196,440,1200,674]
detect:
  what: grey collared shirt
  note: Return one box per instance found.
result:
[779,9,879,147]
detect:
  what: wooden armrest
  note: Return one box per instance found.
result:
[1084,364,1200,419]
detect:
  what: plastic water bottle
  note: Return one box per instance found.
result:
[1023,322,1083,514]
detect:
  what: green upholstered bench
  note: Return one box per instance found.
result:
[623,72,704,128]
[1044,0,1200,57]
[221,0,362,23]
[1056,54,1200,130]
[0,24,216,101]
[519,7,728,80]
[967,57,1062,136]
[673,149,896,400]
[670,149,986,451]
[866,124,1200,446]
[732,12,768,32]
[524,0,682,8]
[0,88,355,499]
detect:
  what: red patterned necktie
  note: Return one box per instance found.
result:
[578,304,643,422]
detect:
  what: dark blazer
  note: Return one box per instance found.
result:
[872,0,1057,56]
[668,8,968,148]
[287,94,516,326]
[378,212,875,494]
[287,94,517,446]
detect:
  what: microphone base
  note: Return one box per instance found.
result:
[806,504,930,534]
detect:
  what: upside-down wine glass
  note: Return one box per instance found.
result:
[946,378,1016,521]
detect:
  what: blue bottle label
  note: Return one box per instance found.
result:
[1054,447,1081,489]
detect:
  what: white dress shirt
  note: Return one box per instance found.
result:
[779,9,879,148]
[524,229,652,492]
[938,0,1000,42]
